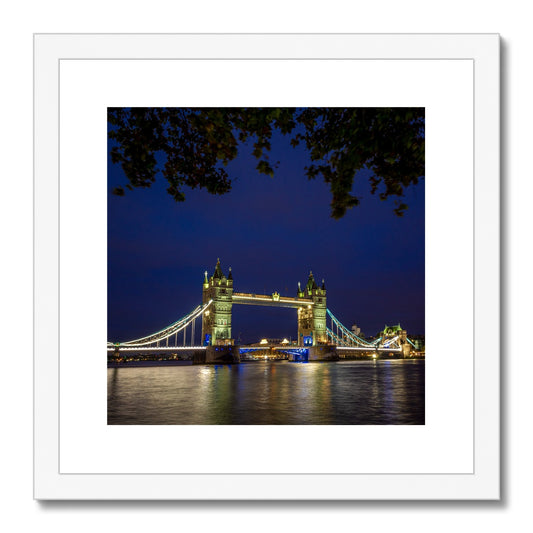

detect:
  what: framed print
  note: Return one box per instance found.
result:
[34,33,500,499]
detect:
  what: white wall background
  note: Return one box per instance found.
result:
[0,0,528,530]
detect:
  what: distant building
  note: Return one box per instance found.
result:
[351,324,361,336]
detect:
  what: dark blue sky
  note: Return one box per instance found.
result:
[108,122,424,344]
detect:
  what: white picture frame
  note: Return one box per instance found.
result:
[34,33,499,500]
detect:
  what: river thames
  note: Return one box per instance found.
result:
[107,359,424,425]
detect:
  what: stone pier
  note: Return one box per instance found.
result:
[193,345,240,364]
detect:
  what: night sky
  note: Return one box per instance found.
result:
[107,115,425,344]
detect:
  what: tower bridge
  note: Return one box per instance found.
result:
[108,259,415,364]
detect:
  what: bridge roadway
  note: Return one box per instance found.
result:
[107,345,206,352]
[107,344,402,354]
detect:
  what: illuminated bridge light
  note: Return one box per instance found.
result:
[106,345,207,351]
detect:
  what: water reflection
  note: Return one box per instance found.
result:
[107,360,424,425]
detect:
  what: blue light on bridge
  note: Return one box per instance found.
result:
[303,335,313,346]
[204,334,211,346]
[292,349,309,362]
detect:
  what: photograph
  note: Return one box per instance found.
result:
[106,107,426,425]
[31,30,501,503]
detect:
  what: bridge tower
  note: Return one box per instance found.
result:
[297,271,328,346]
[201,258,234,346]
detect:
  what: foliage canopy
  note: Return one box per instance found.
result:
[108,107,424,218]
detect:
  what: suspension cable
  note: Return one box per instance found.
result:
[117,300,213,346]
[326,309,375,347]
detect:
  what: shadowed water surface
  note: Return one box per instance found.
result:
[107,359,424,425]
